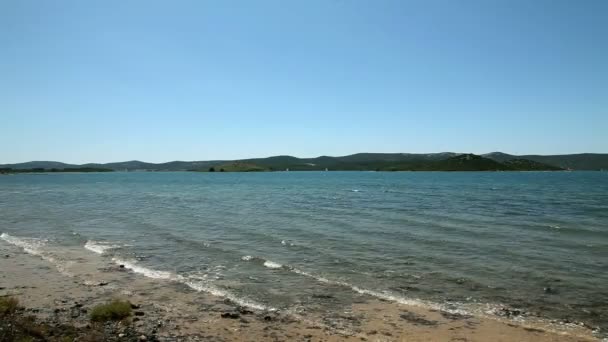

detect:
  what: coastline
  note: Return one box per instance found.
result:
[1,239,600,341]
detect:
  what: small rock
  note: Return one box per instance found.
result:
[119,264,125,269]
[131,303,141,309]
[221,312,240,319]
[134,311,145,316]
[238,307,254,315]
[544,287,558,294]
[119,333,125,338]
[4,255,9,258]
[139,335,147,341]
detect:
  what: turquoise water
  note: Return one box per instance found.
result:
[1,171,607,329]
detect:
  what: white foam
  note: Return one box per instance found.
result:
[291,265,430,308]
[112,258,173,280]
[0,233,73,277]
[182,279,272,311]
[84,240,119,255]
[1,232,46,256]
[238,253,426,308]
[263,260,283,269]
[111,258,272,311]
[291,268,331,283]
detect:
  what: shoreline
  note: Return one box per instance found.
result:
[1,239,601,341]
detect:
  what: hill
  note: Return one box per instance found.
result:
[483,152,608,170]
[502,159,564,171]
[1,152,605,171]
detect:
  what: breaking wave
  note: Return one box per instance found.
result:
[112,258,273,311]
[0,233,73,276]
[84,240,120,255]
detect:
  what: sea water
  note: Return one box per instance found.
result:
[1,171,607,330]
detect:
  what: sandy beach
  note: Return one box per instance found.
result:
[1,239,600,342]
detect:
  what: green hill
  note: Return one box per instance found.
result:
[2,152,605,171]
[502,159,563,171]
[483,152,608,170]
[208,162,268,172]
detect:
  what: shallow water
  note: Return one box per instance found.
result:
[1,171,607,329]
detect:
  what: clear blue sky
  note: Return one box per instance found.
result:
[1,0,606,163]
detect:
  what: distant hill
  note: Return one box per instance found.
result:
[502,159,563,171]
[211,162,269,172]
[483,152,608,170]
[382,154,509,171]
[2,152,605,171]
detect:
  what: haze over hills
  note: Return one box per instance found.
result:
[2,152,607,171]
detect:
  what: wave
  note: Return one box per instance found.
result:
[113,258,173,280]
[112,258,273,311]
[84,240,120,255]
[263,260,283,269]
[292,267,420,305]
[239,253,434,309]
[0,233,73,276]
[182,279,270,311]
[241,255,285,269]
[1,232,47,256]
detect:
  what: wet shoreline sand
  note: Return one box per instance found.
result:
[1,241,600,341]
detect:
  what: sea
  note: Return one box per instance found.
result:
[1,171,606,332]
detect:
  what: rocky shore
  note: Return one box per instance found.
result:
[1,243,602,341]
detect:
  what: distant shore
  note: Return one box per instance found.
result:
[3,152,607,171]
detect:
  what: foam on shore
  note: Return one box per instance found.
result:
[263,260,283,269]
[112,257,273,311]
[239,253,435,309]
[0,233,73,276]
[113,258,174,280]
[84,240,119,255]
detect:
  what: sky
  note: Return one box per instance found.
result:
[1,0,607,164]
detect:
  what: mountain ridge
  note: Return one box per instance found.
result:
[2,152,607,171]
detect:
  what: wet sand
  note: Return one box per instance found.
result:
[0,241,600,341]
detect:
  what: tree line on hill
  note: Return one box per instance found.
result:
[1,152,607,172]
